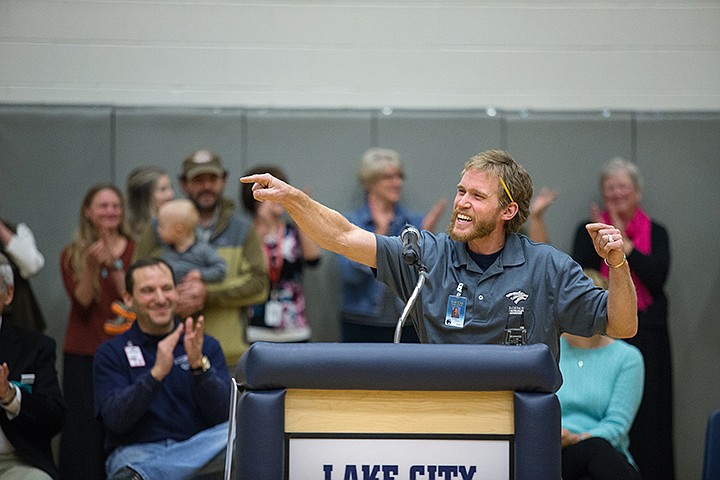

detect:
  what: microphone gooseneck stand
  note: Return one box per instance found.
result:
[393,263,428,344]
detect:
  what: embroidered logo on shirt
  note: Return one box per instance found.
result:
[505,290,529,304]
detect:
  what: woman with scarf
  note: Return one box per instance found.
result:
[571,157,672,480]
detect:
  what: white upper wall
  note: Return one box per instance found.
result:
[1,0,719,111]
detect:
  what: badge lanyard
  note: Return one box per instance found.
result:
[444,282,467,328]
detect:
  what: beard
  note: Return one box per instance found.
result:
[191,191,220,214]
[447,210,498,243]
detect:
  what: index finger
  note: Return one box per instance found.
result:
[239,174,268,184]
[585,222,612,234]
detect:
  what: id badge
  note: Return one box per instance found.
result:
[444,295,467,328]
[264,299,283,327]
[124,345,146,368]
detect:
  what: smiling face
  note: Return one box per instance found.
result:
[123,263,177,335]
[84,188,124,234]
[602,170,641,220]
[447,169,506,249]
[367,166,405,206]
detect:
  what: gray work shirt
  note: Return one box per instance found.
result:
[375,231,608,361]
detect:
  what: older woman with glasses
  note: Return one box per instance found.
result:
[571,157,673,480]
[338,148,447,343]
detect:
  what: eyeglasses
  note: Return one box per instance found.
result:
[379,172,405,181]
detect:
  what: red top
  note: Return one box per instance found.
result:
[60,241,135,356]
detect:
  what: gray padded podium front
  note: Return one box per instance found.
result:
[232,342,562,480]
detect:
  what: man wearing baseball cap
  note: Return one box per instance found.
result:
[135,149,268,366]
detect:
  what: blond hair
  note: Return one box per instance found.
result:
[157,198,199,237]
[462,150,533,233]
[357,148,403,190]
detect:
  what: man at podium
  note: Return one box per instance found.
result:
[241,149,637,361]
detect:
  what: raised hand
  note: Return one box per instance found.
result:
[183,315,205,369]
[585,222,625,267]
[150,323,183,381]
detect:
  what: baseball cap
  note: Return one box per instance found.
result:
[181,150,226,180]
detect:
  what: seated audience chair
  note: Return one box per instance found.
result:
[703,409,720,480]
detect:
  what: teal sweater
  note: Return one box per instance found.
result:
[557,337,644,467]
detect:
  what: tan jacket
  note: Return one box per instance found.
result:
[134,198,269,366]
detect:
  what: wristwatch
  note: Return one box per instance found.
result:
[191,355,211,375]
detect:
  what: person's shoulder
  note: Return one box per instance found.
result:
[223,200,252,228]
[515,233,561,253]
[202,332,223,351]
[419,230,456,253]
[612,338,641,353]
[344,203,371,223]
[651,220,669,234]
[611,339,644,363]
[214,198,253,242]
[419,229,449,242]
[2,322,55,348]
[515,233,578,268]
[96,334,125,352]
[97,328,137,354]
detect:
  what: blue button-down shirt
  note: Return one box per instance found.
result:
[376,231,608,361]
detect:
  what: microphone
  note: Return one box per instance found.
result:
[400,225,420,266]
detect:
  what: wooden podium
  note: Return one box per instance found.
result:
[233,342,562,480]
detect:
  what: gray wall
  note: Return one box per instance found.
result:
[1,105,719,479]
[3,1,719,111]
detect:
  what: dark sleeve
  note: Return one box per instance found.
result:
[571,221,602,270]
[5,334,66,439]
[93,343,163,434]
[627,222,670,292]
[193,339,232,424]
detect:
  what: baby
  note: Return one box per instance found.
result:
[156,198,227,284]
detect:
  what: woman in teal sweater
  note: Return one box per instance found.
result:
[558,333,644,480]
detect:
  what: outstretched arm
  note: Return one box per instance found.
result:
[241,174,377,268]
[585,222,638,339]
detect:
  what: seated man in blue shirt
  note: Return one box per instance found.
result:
[94,258,231,480]
[241,149,638,361]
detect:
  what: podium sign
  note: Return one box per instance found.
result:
[234,342,562,480]
[286,388,513,479]
[289,436,510,480]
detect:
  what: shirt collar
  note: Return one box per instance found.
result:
[452,233,526,272]
[125,318,180,346]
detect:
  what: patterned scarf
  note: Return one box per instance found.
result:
[600,207,653,311]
